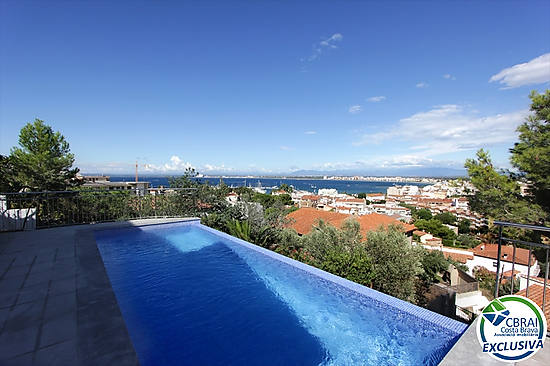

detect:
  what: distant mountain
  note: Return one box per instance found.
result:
[288,167,467,178]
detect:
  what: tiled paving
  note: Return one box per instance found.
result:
[0,219,187,365]
[1,218,548,365]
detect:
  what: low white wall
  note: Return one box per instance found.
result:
[0,208,36,231]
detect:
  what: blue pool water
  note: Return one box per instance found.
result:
[95,221,467,365]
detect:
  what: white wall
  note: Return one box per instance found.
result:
[465,255,539,277]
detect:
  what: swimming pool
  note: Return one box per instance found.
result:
[94,221,467,365]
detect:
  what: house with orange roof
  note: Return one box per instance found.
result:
[425,237,443,249]
[465,243,540,277]
[334,197,366,215]
[365,193,385,202]
[285,207,416,243]
[299,195,320,209]
[426,247,474,264]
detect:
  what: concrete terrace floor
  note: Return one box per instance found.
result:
[1,219,549,366]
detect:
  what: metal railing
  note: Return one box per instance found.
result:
[432,281,479,296]
[494,221,550,315]
[450,282,479,294]
[0,188,206,231]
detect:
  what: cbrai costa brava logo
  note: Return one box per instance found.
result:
[477,295,547,362]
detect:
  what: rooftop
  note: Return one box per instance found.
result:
[286,208,416,236]
[473,243,537,266]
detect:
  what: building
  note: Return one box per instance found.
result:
[286,208,416,242]
[81,176,150,196]
[466,243,540,277]
[333,197,366,215]
[299,195,320,209]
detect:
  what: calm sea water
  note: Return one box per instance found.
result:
[109,176,427,195]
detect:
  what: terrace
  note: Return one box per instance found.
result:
[0,192,548,365]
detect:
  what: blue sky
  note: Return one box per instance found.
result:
[1,1,549,176]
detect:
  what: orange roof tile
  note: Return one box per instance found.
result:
[286,208,416,236]
[473,244,536,266]
[515,283,550,331]
[301,195,320,201]
[427,249,474,264]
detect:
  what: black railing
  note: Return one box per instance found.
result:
[0,188,202,231]
[494,221,550,315]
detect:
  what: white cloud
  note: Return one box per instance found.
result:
[303,33,343,61]
[443,74,456,80]
[353,105,528,157]
[490,53,550,89]
[304,131,316,135]
[416,82,428,88]
[381,155,433,168]
[349,105,363,114]
[280,146,294,151]
[145,156,194,172]
[320,33,343,46]
[202,164,235,172]
[367,96,386,102]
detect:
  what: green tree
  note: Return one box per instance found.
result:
[457,219,471,234]
[415,208,433,221]
[365,225,425,303]
[320,248,375,288]
[455,233,480,248]
[434,212,456,225]
[168,167,200,188]
[9,119,81,191]
[301,219,376,287]
[0,155,21,192]
[414,219,457,246]
[509,90,550,217]
[278,183,293,193]
[465,149,546,225]
[420,249,449,284]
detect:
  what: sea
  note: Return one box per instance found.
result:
[109,176,428,195]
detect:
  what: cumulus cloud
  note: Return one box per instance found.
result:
[144,156,239,174]
[303,33,343,61]
[368,96,386,102]
[145,156,194,172]
[416,82,428,88]
[443,74,456,80]
[349,105,363,114]
[304,131,316,135]
[490,53,550,89]
[353,105,528,156]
